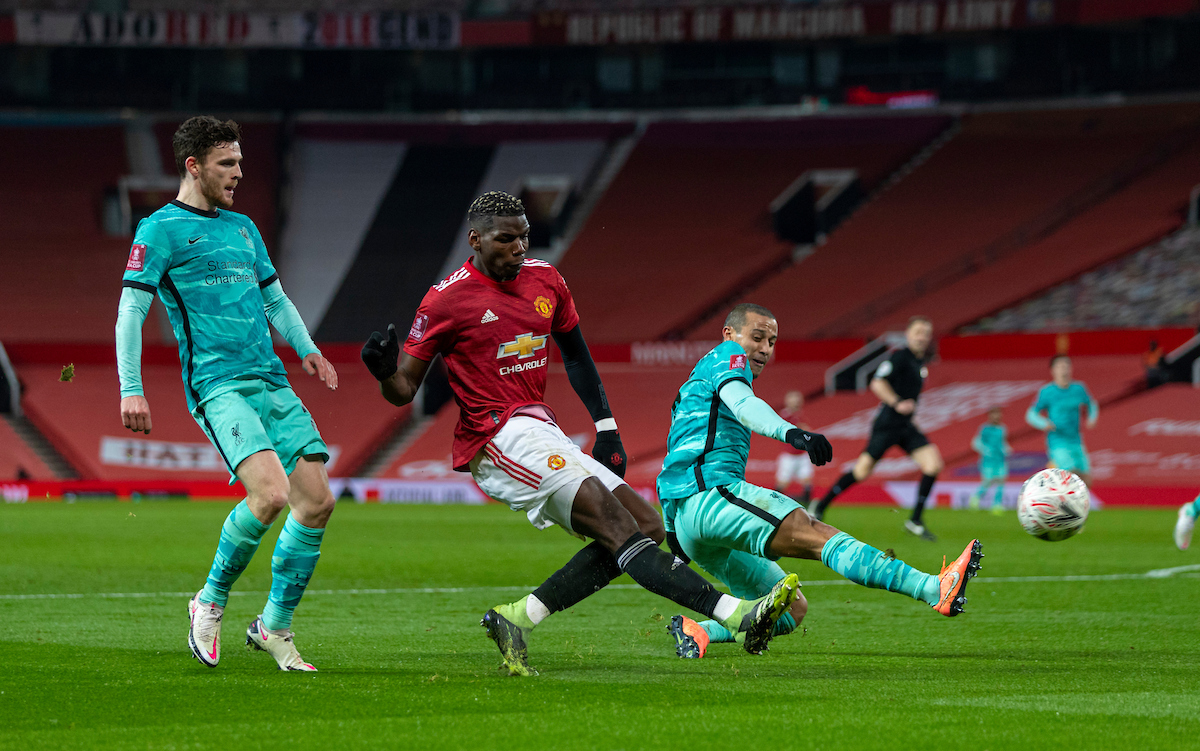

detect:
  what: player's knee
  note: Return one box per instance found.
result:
[788,592,808,623]
[257,482,290,513]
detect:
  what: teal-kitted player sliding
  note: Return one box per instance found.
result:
[115,116,339,671]
[1025,355,1098,487]
[657,303,983,658]
[968,407,1011,514]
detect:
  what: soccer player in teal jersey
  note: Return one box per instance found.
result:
[1175,493,1199,551]
[116,117,339,672]
[968,407,1011,514]
[1025,355,1098,487]
[658,304,983,658]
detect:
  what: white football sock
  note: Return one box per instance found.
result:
[526,594,550,626]
[712,594,740,623]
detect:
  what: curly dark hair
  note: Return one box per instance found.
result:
[467,191,525,233]
[172,116,242,177]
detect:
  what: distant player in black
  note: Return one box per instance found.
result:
[810,316,944,541]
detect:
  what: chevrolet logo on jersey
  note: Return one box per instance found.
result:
[497,333,547,360]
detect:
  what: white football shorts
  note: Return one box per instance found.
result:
[775,452,814,486]
[469,416,625,532]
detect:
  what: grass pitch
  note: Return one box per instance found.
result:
[0,501,1197,750]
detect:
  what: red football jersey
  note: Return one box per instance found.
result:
[404,257,581,470]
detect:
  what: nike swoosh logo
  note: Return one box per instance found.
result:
[940,571,960,604]
[188,236,205,244]
[803,434,811,441]
[207,634,218,660]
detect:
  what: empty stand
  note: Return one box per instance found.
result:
[15,354,407,481]
[559,115,952,343]
[0,417,55,481]
[698,103,1200,342]
[0,124,141,345]
[881,141,1200,334]
[278,139,409,329]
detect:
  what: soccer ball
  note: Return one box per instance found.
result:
[1017,468,1090,541]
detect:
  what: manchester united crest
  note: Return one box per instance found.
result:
[533,296,554,319]
[547,454,566,470]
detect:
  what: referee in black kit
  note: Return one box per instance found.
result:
[810,316,945,541]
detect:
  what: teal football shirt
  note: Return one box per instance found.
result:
[121,200,288,411]
[973,423,1008,461]
[657,340,757,508]
[1027,381,1097,450]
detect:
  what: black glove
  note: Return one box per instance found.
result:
[592,429,627,478]
[361,323,400,381]
[665,530,691,565]
[786,428,833,466]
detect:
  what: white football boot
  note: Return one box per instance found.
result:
[1175,504,1196,551]
[187,592,223,667]
[246,616,317,671]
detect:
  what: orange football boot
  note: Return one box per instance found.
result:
[933,539,983,616]
[667,615,710,658]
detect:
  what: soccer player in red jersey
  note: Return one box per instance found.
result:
[361,192,799,675]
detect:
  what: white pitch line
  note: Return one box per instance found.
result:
[0,568,1197,602]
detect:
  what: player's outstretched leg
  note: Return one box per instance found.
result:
[482,486,664,675]
[1175,495,1200,551]
[189,498,271,667]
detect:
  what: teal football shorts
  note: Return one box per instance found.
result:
[192,378,328,483]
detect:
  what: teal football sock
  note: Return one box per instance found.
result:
[200,500,270,608]
[821,531,940,606]
[699,619,735,643]
[262,514,324,631]
[1187,495,1200,518]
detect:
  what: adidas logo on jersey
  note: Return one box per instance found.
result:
[481,309,499,324]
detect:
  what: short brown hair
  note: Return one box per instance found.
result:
[173,116,241,177]
[907,315,932,329]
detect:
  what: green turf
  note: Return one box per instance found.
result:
[0,502,1196,750]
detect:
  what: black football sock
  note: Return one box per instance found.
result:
[615,532,724,618]
[531,540,621,614]
[911,473,938,525]
[813,471,857,516]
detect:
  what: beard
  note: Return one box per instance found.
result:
[200,171,235,209]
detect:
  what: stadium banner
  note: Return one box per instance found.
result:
[97,436,342,473]
[531,0,1199,45]
[11,10,459,49]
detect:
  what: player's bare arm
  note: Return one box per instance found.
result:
[870,377,914,415]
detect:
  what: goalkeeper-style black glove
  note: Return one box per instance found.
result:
[786,428,833,466]
[361,323,400,381]
[592,429,627,478]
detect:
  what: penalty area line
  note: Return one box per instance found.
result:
[1,567,1198,602]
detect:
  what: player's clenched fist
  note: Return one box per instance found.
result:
[592,429,627,479]
[121,395,153,435]
[361,324,400,381]
[786,428,832,466]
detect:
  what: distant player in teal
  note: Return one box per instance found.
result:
[968,407,1010,514]
[116,117,339,672]
[658,304,982,659]
[1025,355,1098,487]
[1174,493,1198,551]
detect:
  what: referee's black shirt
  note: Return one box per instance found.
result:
[872,348,928,427]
